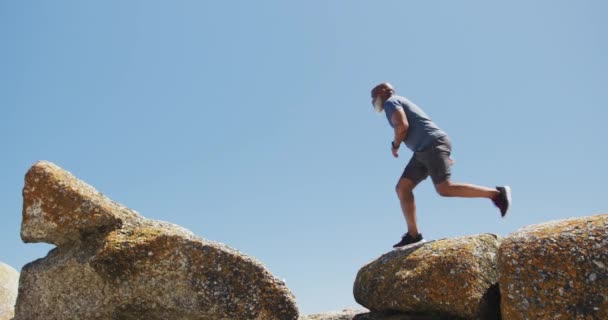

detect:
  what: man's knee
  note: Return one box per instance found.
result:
[396,179,415,200]
[435,180,452,197]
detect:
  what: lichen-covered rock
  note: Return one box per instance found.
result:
[498,214,608,319]
[21,161,139,246]
[15,161,298,320]
[354,234,501,319]
[0,262,19,320]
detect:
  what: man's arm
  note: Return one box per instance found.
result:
[391,107,409,154]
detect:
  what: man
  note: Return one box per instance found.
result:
[371,82,511,248]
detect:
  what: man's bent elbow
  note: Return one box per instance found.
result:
[395,125,408,135]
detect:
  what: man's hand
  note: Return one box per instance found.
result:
[391,107,408,158]
[391,141,399,158]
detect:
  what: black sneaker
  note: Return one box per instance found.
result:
[492,186,512,217]
[393,233,423,248]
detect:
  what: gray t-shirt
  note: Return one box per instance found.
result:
[384,95,447,152]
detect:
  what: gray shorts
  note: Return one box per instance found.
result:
[401,136,452,185]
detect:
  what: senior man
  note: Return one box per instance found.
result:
[371,82,511,248]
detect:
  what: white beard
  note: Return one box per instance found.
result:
[373,97,384,113]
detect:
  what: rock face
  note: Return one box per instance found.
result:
[0,262,19,320]
[354,234,501,319]
[15,161,299,320]
[498,214,608,319]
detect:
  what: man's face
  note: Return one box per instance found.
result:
[371,86,390,112]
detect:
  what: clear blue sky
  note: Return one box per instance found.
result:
[1,0,606,315]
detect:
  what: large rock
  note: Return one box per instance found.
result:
[354,234,501,319]
[15,161,298,320]
[0,262,19,320]
[498,214,608,319]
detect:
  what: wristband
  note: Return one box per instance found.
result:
[391,141,399,149]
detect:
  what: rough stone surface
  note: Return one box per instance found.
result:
[0,262,19,320]
[15,161,298,320]
[354,234,501,320]
[20,160,139,247]
[498,214,608,319]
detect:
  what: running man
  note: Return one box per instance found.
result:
[371,82,511,248]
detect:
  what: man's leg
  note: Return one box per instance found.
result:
[434,180,498,199]
[424,136,511,215]
[396,178,420,236]
[434,180,511,216]
[392,156,428,248]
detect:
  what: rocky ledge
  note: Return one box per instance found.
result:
[14,161,299,320]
